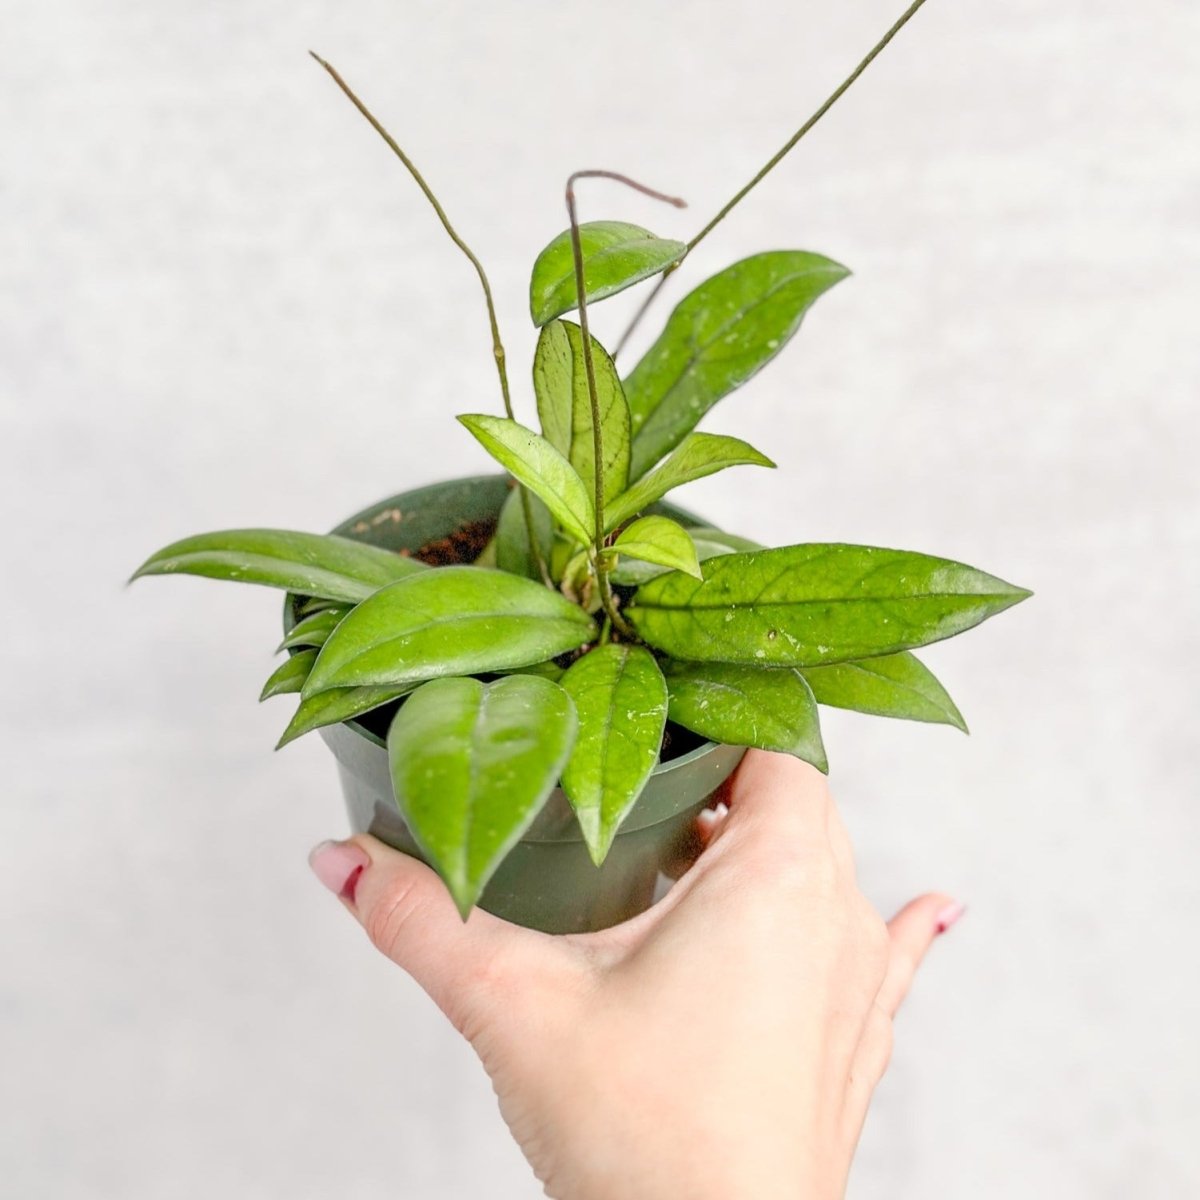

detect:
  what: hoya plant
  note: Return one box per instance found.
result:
[133,1,1029,918]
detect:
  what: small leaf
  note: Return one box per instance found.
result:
[534,320,631,506]
[560,644,668,866]
[605,433,774,530]
[131,529,426,605]
[609,524,763,585]
[497,659,566,682]
[614,516,702,580]
[303,565,597,694]
[276,683,415,748]
[458,414,594,546]
[277,606,350,651]
[628,544,1031,666]
[495,487,553,581]
[625,251,850,478]
[664,661,827,771]
[801,651,967,732]
[388,675,578,917]
[530,220,686,327]
[260,649,318,701]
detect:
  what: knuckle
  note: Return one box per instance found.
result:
[363,875,427,960]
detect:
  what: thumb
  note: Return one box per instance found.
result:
[874,892,966,1017]
[308,835,544,1033]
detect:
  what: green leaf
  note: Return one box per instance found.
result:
[559,644,668,866]
[664,662,827,771]
[624,251,850,478]
[609,524,763,585]
[277,606,350,651]
[530,220,686,327]
[495,487,553,581]
[303,565,597,695]
[276,683,415,748]
[260,649,318,701]
[534,320,631,506]
[605,432,775,530]
[458,414,594,545]
[614,516,702,580]
[497,659,566,682]
[801,651,967,732]
[388,675,578,917]
[628,544,1031,666]
[131,529,427,605]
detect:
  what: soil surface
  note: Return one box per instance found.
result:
[411,517,498,566]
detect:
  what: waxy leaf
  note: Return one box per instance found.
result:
[664,662,827,771]
[260,650,318,701]
[131,529,427,605]
[277,606,350,651]
[560,645,668,865]
[276,683,415,748]
[534,320,631,506]
[530,220,686,327]
[614,516,702,580]
[624,251,850,478]
[495,487,553,581]
[628,545,1031,666]
[303,565,597,695]
[609,524,763,585]
[458,414,594,546]
[605,432,775,530]
[388,675,578,916]
[801,651,967,731]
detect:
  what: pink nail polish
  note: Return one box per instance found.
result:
[934,901,966,934]
[309,840,370,902]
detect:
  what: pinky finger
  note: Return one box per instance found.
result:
[875,893,965,1017]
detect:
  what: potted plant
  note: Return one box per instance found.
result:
[132,0,1029,934]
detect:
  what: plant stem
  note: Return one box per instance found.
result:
[611,0,931,358]
[565,170,683,638]
[310,52,549,584]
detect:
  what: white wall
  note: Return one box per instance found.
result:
[2,0,1197,1195]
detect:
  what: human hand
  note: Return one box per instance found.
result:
[309,750,963,1200]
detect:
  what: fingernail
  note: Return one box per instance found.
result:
[714,801,730,819]
[935,901,966,934]
[309,840,370,902]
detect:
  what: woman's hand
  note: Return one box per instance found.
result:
[309,750,963,1200]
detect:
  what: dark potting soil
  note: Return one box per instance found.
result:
[325,513,708,763]
[410,517,498,566]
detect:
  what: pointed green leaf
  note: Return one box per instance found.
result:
[628,545,1031,666]
[664,662,827,771]
[609,524,763,585]
[534,320,631,506]
[276,683,415,748]
[260,649,318,701]
[458,414,594,546]
[560,644,668,866]
[495,486,553,581]
[614,516,702,580]
[801,651,967,732]
[277,606,350,651]
[625,251,850,477]
[605,433,774,530]
[131,529,428,604]
[530,220,686,326]
[303,565,596,695]
[388,676,578,917]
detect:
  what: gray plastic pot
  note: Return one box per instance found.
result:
[286,475,745,934]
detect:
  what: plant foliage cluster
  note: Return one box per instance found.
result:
[133,5,1029,916]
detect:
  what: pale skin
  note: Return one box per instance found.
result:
[309,750,963,1200]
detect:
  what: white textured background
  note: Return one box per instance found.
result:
[3,0,1198,1196]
